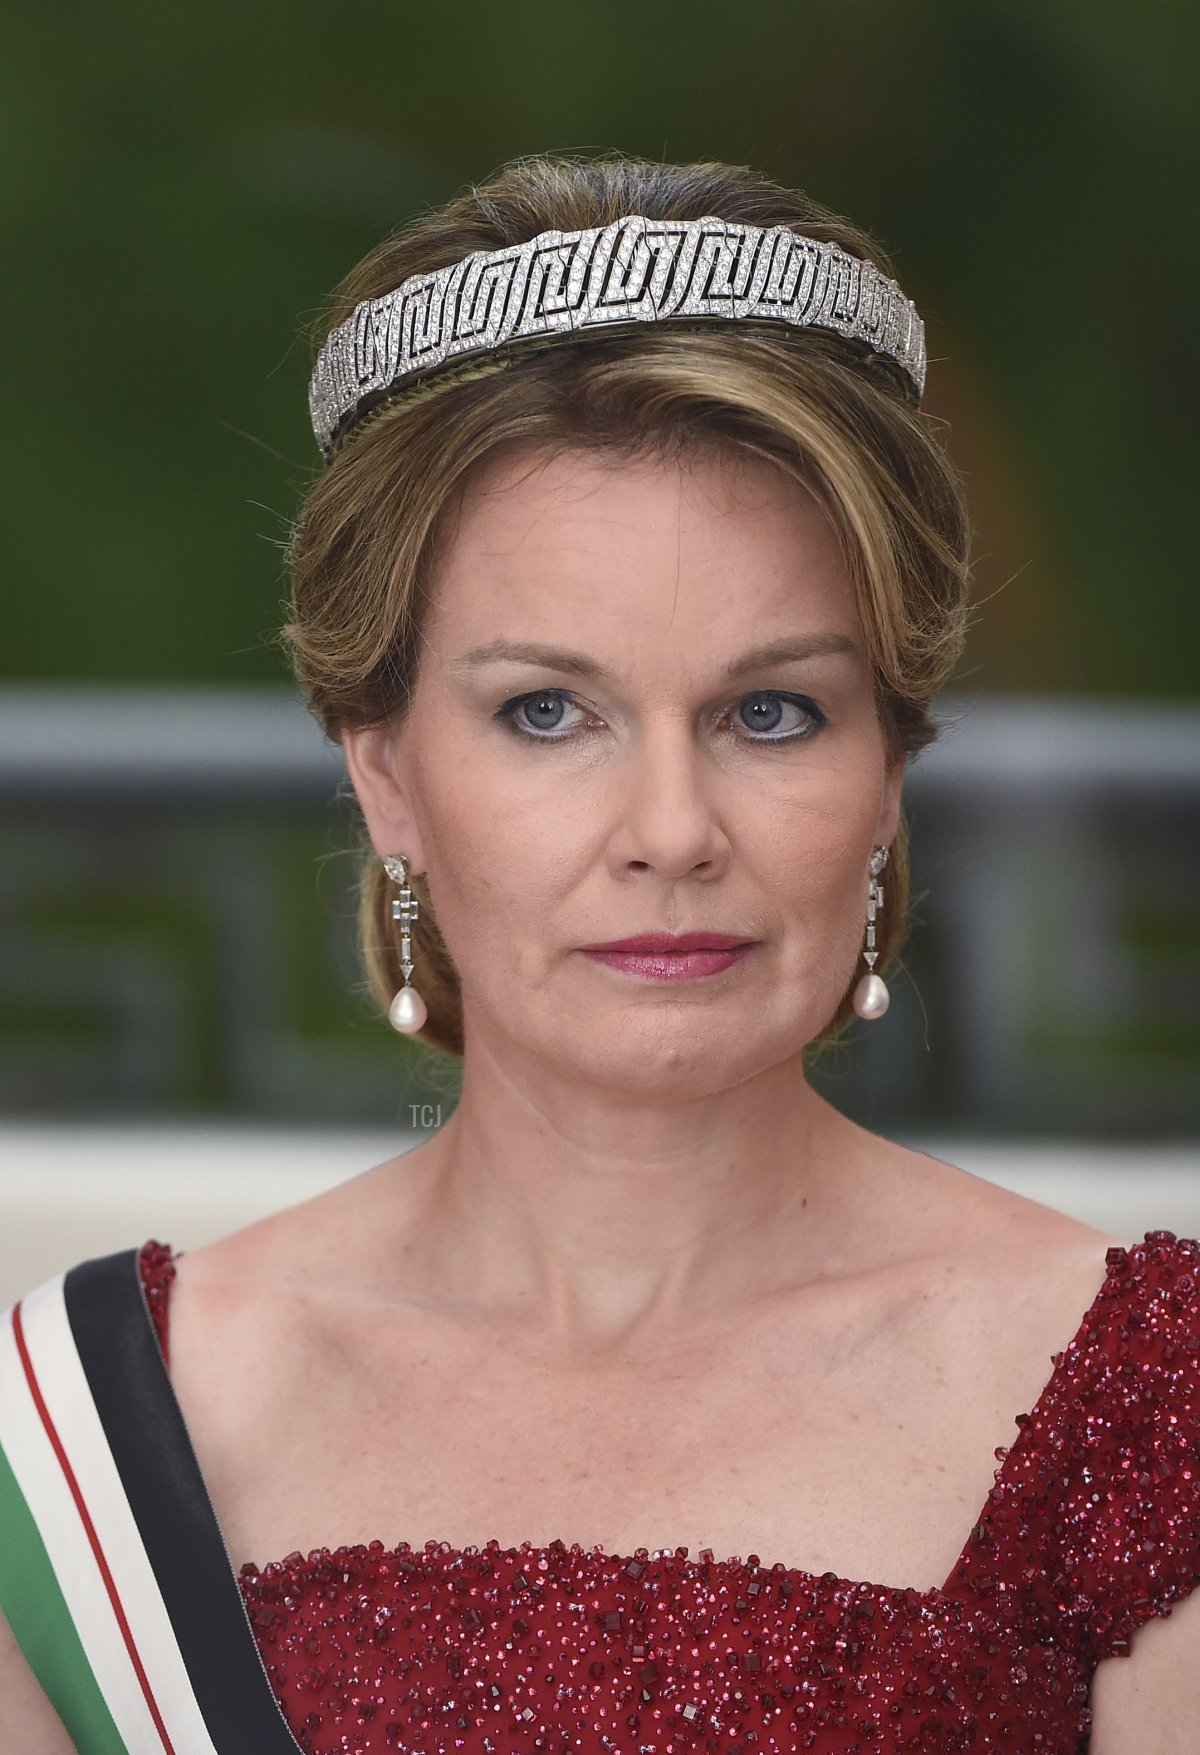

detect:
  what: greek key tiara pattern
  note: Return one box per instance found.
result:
[308,215,927,458]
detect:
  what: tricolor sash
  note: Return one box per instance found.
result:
[0,1250,303,1753]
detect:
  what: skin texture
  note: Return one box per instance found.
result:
[3,444,1191,1744]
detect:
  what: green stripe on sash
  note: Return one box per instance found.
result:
[0,1433,129,1755]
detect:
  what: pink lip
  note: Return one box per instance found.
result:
[578,933,758,983]
[579,932,756,952]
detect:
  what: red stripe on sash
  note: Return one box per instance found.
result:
[12,1298,179,1754]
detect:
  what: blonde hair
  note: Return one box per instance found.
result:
[279,152,972,1060]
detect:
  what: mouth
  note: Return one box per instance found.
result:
[577,933,759,983]
[578,933,757,953]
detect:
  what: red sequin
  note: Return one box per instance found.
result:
[138,1237,176,1367]
[138,1231,1200,1752]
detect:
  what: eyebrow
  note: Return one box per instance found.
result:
[450,633,860,683]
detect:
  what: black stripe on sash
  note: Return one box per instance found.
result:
[63,1250,303,1755]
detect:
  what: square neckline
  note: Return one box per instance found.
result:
[143,1235,1137,1608]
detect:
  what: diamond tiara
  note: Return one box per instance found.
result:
[308,213,927,460]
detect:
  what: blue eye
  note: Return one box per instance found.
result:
[498,691,583,739]
[733,692,825,741]
[494,689,825,745]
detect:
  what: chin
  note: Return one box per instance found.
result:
[569,1014,790,1086]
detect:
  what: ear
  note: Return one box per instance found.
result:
[340,720,428,875]
[875,752,907,850]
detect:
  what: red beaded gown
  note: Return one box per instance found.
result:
[2,1232,1199,1755]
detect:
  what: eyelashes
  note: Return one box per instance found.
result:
[493,688,827,747]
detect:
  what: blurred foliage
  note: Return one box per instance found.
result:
[2,1,1195,698]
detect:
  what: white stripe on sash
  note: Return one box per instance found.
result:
[3,1278,221,1755]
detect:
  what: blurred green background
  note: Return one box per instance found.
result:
[2,2,1197,1140]
[4,0,1195,698]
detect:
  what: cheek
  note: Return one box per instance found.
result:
[413,751,581,956]
[762,744,885,870]
[755,754,885,952]
[766,813,870,944]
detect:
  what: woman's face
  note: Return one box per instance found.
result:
[344,441,905,1093]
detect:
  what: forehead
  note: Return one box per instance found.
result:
[424,442,858,652]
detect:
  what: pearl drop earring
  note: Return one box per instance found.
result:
[852,845,891,1021]
[382,854,428,1034]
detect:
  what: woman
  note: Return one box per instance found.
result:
[2,152,1197,1753]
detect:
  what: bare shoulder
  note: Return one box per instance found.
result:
[169,1143,421,1322]
[162,1149,421,1489]
[895,1134,1128,1258]
[865,1135,1131,1349]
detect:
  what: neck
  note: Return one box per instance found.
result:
[381,1027,888,1357]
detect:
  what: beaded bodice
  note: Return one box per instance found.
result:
[137,1233,1200,1754]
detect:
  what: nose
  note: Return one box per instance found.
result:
[606,720,727,880]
